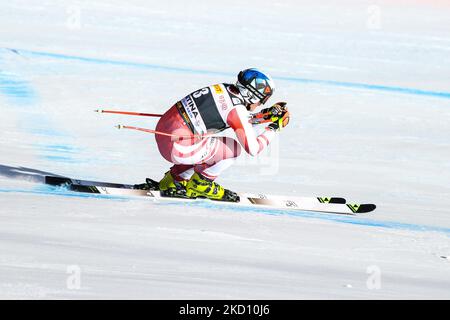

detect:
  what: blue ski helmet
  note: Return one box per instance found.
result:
[236,68,275,105]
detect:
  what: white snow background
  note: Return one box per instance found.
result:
[0,0,449,299]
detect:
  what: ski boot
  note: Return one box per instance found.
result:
[185,172,240,202]
[158,171,188,198]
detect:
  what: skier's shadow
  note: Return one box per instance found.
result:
[0,164,64,183]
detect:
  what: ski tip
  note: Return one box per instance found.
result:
[347,203,376,214]
[94,109,103,113]
[361,204,376,213]
[115,124,124,129]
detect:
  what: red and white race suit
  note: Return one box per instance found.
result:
[155,83,275,180]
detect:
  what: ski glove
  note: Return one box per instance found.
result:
[266,102,290,132]
[260,102,287,119]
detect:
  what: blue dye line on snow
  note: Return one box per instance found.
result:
[12,48,230,77]
[158,198,450,235]
[39,144,80,153]
[276,76,450,100]
[0,70,36,106]
[10,47,450,100]
[0,186,131,201]
[39,144,82,163]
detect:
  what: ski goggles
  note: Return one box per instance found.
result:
[238,72,273,104]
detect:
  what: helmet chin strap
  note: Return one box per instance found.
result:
[244,97,257,110]
[236,82,262,108]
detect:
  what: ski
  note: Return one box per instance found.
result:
[45,175,149,196]
[44,175,375,215]
[45,175,347,204]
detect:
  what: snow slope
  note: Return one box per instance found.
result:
[0,0,449,299]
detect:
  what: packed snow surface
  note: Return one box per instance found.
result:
[0,0,449,299]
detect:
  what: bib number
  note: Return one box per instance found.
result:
[192,87,210,99]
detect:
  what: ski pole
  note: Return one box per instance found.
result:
[115,124,215,140]
[95,109,163,118]
[96,109,274,125]
[97,109,270,123]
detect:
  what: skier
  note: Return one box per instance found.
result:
[153,68,290,202]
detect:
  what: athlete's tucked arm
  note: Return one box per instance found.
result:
[227,102,289,156]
